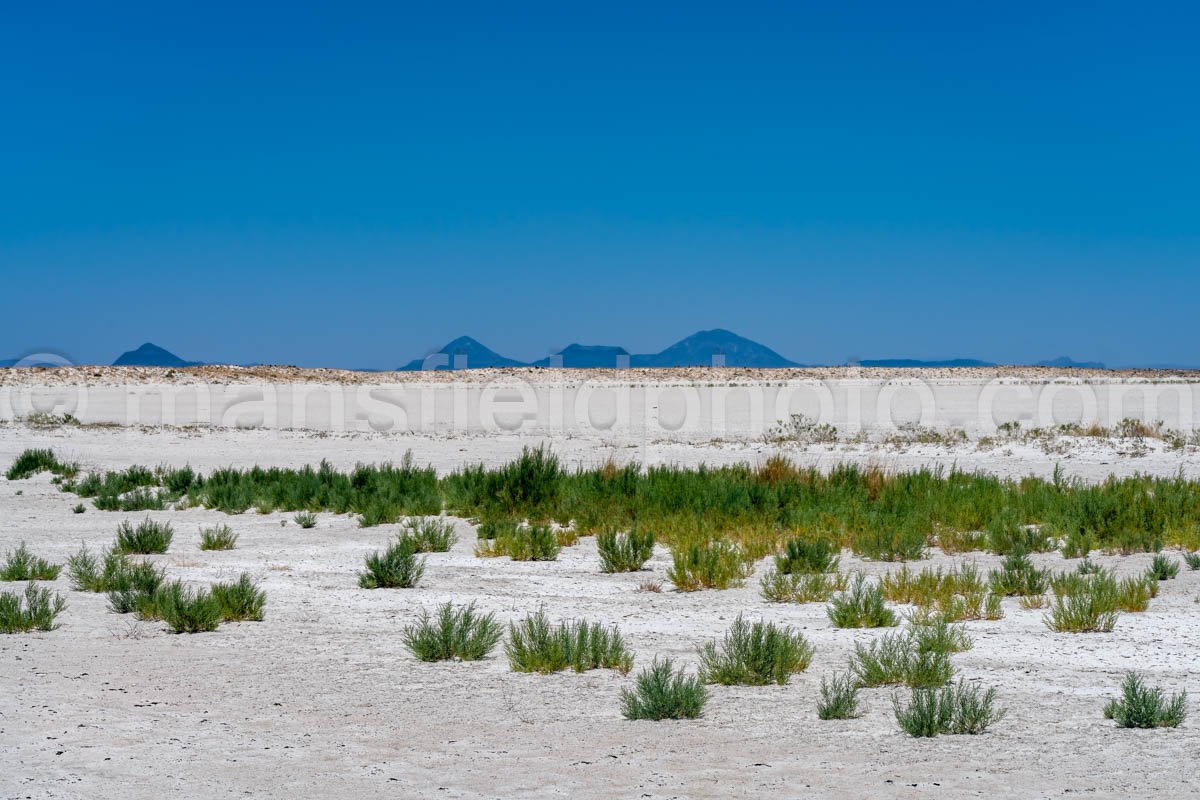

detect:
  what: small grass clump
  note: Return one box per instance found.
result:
[506,609,633,674]
[68,545,166,603]
[817,672,863,720]
[1044,585,1119,633]
[399,517,458,553]
[359,538,425,588]
[827,574,898,628]
[893,680,1006,737]
[72,503,86,514]
[0,543,61,581]
[1103,672,1187,729]
[597,527,655,573]
[775,536,840,574]
[114,518,173,554]
[988,551,1050,597]
[1147,553,1179,581]
[153,581,222,633]
[403,602,503,662]
[6,448,78,480]
[199,524,238,551]
[667,540,749,591]
[697,615,814,686]
[476,523,562,561]
[620,658,708,721]
[850,630,956,689]
[0,583,67,633]
[909,619,974,655]
[760,570,847,603]
[880,563,985,606]
[1182,551,1200,570]
[210,573,266,621]
[293,511,318,529]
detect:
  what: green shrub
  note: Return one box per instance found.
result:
[849,631,954,689]
[506,609,633,674]
[827,574,898,628]
[72,503,86,514]
[476,518,519,540]
[1182,551,1200,570]
[620,658,708,721]
[6,448,77,480]
[667,540,748,591]
[760,570,846,603]
[210,573,266,621]
[476,523,561,561]
[1147,553,1179,581]
[697,614,814,686]
[68,545,165,600]
[909,619,973,655]
[1044,587,1119,633]
[987,515,1054,555]
[988,551,1049,597]
[597,527,655,573]
[199,524,238,551]
[114,518,173,554]
[153,581,222,633]
[358,538,425,588]
[294,511,318,529]
[0,583,67,633]
[1103,672,1187,728]
[403,602,503,661]
[0,543,61,581]
[1076,558,1103,575]
[893,680,1006,737]
[775,537,839,574]
[400,517,458,553]
[850,522,928,562]
[817,673,863,720]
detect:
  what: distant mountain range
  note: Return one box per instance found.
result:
[0,335,1183,371]
[111,342,203,368]
[403,329,800,370]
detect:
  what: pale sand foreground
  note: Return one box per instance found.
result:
[1,425,1198,799]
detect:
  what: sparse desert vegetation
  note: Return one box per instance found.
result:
[827,574,899,628]
[0,583,67,633]
[597,527,655,572]
[403,601,503,662]
[893,680,1006,737]
[0,542,61,581]
[4,426,1200,794]
[1103,672,1187,729]
[620,658,708,721]
[506,609,633,674]
[696,614,814,686]
[199,524,238,550]
[358,537,425,588]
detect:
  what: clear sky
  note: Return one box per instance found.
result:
[2,2,1197,368]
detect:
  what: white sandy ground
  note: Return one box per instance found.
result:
[1,425,1199,799]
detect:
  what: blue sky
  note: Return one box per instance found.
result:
[2,2,1197,367]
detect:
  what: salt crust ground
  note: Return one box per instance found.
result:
[1,425,1197,799]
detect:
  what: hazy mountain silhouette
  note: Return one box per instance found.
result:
[399,336,526,370]
[856,358,997,368]
[631,329,800,368]
[530,344,630,368]
[112,343,200,367]
[1035,356,1106,370]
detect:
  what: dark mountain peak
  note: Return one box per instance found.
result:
[632,329,800,368]
[1036,356,1106,370]
[399,336,526,370]
[112,342,198,367]
[530,343,631,368]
